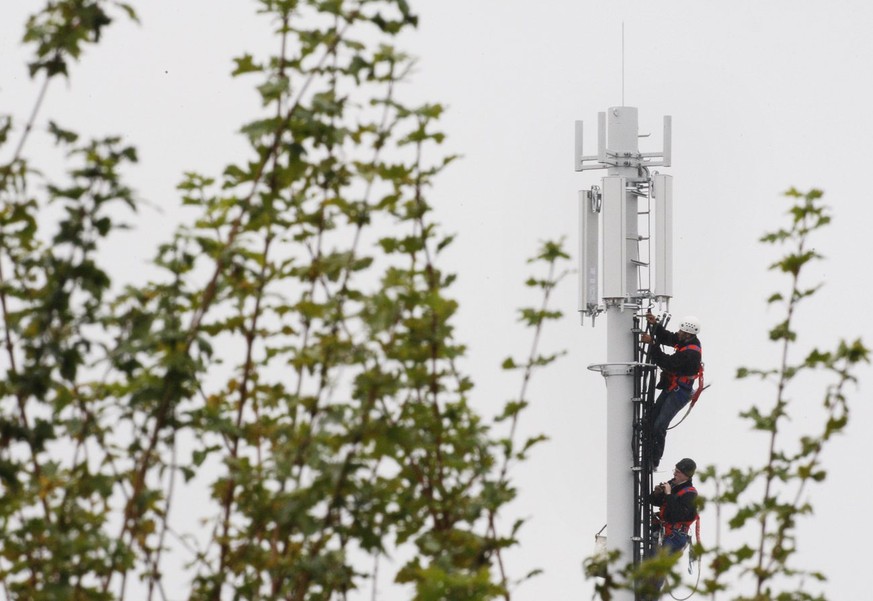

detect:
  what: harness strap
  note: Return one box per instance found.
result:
[667,344,704,398]
[659,486,700,543]
[690,363,706,408]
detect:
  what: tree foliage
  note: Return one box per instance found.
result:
[697,188,868,601]
[0,2,568,599]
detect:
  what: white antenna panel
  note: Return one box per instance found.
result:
[578,189,599,314]
[597,112,607,162]
[662,116,672,167]
[601,176,627,299]
[574,121,585,172]
[653,174,673,299]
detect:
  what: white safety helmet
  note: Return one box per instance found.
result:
[679,316,701,335]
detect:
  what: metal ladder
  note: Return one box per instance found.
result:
[632,309,664,574]
[630,176,654,299]
[625,174,660,577]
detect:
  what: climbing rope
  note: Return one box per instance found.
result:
[667,562,701,601]
[666,382,710,431]
[667,521,702,600]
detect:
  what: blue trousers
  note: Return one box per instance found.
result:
[651,386,691,467]
[653,531,691,596]
[662,531,690,555]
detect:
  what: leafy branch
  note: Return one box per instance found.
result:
[491,238,570,598]
[698,188,869,600]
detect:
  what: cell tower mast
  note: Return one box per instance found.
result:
[575,107,673,601]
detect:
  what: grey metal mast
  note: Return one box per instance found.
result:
[575,107,673,601]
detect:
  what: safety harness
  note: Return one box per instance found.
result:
[659,480,703,600]
[667,343,705,408]
[659,485,701,545]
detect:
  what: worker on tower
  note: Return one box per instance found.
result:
[640,314,703,469]
[650,458,699,554]
[649,458,700,594]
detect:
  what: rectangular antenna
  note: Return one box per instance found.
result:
[602,176,627,299]
[598,112,607,163]
[653,174,673,299]
[579,189,599,314]
[662,116,672,167]
[574,121,585,172]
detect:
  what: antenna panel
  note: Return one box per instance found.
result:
[579,189,599,314]
[653,174,673,299]
[598,112,607,162]
[662,116,672,167]
[602,176,627,299]
[574,121,585,172]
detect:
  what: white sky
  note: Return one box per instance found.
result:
[2,1,872,599]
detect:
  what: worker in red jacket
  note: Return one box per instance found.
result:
[649,457,700,596]
[640,314,702,469]
[649,457,699,555]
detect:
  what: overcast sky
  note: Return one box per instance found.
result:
[2,1,872,599]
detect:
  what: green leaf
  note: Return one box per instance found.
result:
[47,120,79,145]
[232,53,262,76]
